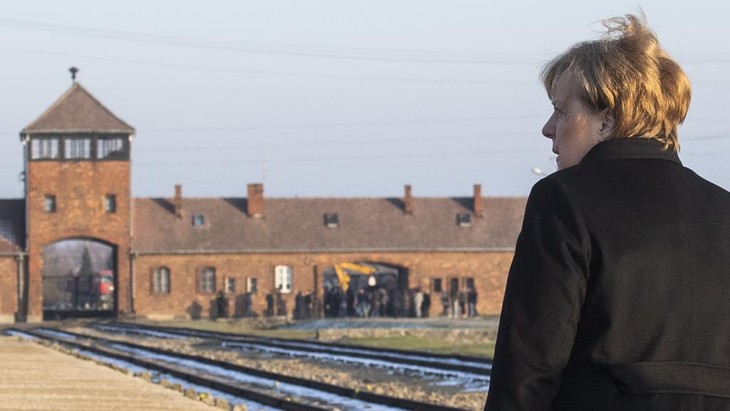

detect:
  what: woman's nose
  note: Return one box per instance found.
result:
[542,113,556,139]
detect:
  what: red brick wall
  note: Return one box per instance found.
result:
[132,250,512,319]
[0,256,18,322]
[26,161,131,320]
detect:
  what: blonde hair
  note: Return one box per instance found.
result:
[541,14,690,151]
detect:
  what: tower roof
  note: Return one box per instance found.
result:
[21,83,135,135]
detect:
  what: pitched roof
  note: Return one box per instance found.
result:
[131,196,527,254]
[0,200,25,253]
[21,83,135,135]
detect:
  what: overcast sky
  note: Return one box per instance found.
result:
[1,1,728,199]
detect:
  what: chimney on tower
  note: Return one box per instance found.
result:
[473,184,483,217]
[247,183,265,218]
[403,184,414,215]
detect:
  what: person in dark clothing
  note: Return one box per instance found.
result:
[215,290,227,318]
[467,287,477,317]
[440,292,449,317]
[243,292,254,317]
[265,290,274,317]
[457,288,466,319]
[275,286,286,317]
[485,14,730,411]
[303,292,312,319]
[392,290,404,318]
[294,291,303,319]
[421,291,431,318]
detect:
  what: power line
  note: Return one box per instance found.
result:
[0,17,546,65]
[0,45,536,85]
[134,145,548,168]
[133,131,535,155]
[140,116,541,134]
[6,18,730,66]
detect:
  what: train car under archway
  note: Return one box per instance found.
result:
[41,239,118,320]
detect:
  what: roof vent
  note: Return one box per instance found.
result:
[457,213,472,228]
[324,213,339,228]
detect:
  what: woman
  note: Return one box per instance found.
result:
[485,14,730,411]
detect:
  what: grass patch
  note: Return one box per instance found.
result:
[127,317,317,340]
[123,317,496,359]
[339,335,494,359]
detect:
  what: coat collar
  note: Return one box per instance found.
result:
[581,138,682,166]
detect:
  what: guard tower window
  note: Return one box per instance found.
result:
[44,195,57,213]
[324,213,339,228]
[97,137,126,159]
[105,194,117,213]
[457,213,472,227]
[30,138,59,160]
[65,138,92,159]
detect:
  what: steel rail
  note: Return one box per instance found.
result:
[98,321,492,375]
[25,327,469,411]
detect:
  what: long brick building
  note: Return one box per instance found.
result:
[0,81,526,323]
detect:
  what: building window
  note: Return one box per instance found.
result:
[450,277,460,296]
[153,267,171,294]
[44,195,56,213]
[225,278,236,294]
[65,138,92,159]
[274,265,292,293]
[457,213,472,227]
[97,137,126,159]
[324,212,339,228]
[199,267,216,293]
[105,194,117,213]
[432,278,443,293]
[247,277,258,294]
[31,138,59,160]
[192,213,205,227]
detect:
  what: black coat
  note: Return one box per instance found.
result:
[485,139,730,411]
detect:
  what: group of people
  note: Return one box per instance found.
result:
[322,284,482,319]
[213,284,479,321]
[439,287,478,318]
[323,284,401,318]
[354,286,391,318]
[214,290,255,319]
[323,284,397,318]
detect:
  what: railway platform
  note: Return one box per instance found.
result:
[0,336,216,411]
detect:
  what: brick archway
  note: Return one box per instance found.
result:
[41,238,117,320]
[321,262,407,318]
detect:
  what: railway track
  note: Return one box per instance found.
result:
[92,321,491,378]
[6,326,471,411]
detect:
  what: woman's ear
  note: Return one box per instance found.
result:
[598,109,615,141]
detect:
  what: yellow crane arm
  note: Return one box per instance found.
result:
[334,262,376,292]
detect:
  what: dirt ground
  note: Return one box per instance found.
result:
[0,336,218,410]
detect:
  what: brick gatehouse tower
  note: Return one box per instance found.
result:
[20,80,135,322]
